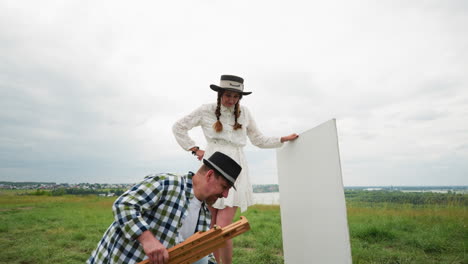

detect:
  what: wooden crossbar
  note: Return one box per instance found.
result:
[137,216,250,264]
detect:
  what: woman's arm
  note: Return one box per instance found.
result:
[245,107,292,148]
[172,105,205,152]
[189,146,205,161]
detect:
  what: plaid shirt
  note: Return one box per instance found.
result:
[87,172,211,264]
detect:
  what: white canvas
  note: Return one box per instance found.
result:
[276,119,351,264]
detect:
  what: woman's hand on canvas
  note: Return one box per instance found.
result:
[281,133,299,143]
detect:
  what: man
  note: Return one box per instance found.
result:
[87,151,241,264]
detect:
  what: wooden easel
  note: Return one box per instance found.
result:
[138,216,250,264]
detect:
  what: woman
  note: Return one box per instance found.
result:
[172,75,298,264]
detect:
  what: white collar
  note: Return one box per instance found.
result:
[220,104,234,114]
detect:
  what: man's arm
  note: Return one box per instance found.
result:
[112,176,168,263]
[138,230,169,264]
[137,216,251,264]
[113,177,165,241]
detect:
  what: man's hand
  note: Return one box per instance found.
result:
[137,231,169,264]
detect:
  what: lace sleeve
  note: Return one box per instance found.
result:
[172,105,204,151]
[245,107,283,148]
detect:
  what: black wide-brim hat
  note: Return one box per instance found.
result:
[203,151,242,190]
[210,75,252,95]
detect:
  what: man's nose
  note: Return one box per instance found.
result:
[222,189,229,198]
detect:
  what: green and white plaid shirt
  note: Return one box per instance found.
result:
[87,172,211,264]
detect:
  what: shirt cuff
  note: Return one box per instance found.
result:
[122,217,151,240]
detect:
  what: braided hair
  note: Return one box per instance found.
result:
[213,90,243,133]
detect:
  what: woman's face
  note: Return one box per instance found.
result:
[221,91,241,108]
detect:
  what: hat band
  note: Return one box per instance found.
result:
[205,159,236,186]
[219,80,244,92]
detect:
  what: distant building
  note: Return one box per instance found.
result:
[364,188,383,191]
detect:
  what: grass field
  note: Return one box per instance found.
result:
[0,190,466,264]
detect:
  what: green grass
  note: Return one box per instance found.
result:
[347,202,467,264]
[233,205,284,264]
[0,190,466,264]
[0,191,114,264]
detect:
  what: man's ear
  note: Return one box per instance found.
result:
[206,169,215,181]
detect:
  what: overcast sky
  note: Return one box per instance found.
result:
[1,0,467,186]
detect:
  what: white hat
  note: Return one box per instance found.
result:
[210,75,252,95]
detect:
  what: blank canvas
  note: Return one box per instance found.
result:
[276,119,351,264]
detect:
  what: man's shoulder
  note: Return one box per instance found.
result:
[143,172,182,181]
[142,172,193,185]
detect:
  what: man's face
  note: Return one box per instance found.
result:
[205,171,231,205]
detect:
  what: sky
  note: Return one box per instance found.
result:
[0,0,467,186]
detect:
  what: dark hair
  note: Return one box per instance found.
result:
[199,164,221,179]
[213,90,243,133]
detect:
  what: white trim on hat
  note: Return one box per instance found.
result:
[219,80,244,92]
[204,159,237,189]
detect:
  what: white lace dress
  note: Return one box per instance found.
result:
[172,103,283,212]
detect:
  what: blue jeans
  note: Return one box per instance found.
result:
[193,255,217,264]
[192,256,208,264]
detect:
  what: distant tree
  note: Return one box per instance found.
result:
[344,190,467,206]
[51,189,66,196]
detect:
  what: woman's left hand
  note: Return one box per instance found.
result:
[281,133,299,143]
[195,149,205,161]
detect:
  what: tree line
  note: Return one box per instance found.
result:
[30,188,126,196]
[345,190,467,206]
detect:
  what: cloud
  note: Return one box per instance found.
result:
[0,0,467,185]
